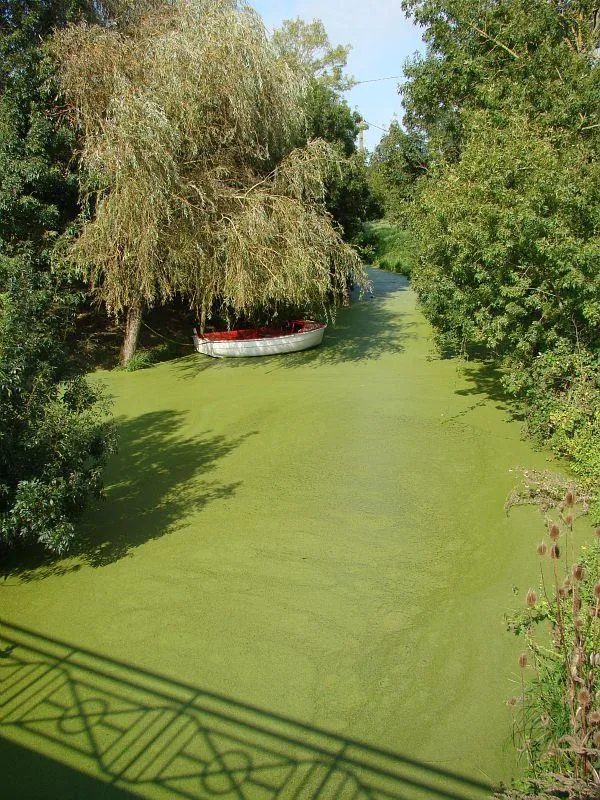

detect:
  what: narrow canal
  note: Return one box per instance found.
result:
[2,269,554,798]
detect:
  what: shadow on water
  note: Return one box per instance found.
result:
[176,269,415,379]
[2,411,252,581]
[454,361,524,422]
[0,621,494,800]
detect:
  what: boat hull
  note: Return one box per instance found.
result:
[193,322,326,358]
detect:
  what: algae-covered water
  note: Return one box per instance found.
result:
[2,270,558,798]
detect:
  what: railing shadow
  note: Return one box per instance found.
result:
[175,269,415,379]
[0,735,138,799]
[0,621,494,800]
[1,411,252,581]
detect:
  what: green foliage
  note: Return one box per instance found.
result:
[118,348,155,371]
[273,17,378,242]
[0,0,115,553]
[0,263,115,553]
[368,121,428,221]
[402,0,600,161]
[362,221,416,276]
[401,0,600,515]
[272,17,354,92]
[52,0,366,337]
[409,115,600,360]
[0,1,90,280]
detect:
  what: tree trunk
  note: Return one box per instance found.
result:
[120,301,143,366]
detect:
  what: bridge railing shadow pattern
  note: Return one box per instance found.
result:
[0,622,493,800]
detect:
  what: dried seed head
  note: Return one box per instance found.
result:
[575,616,584,629]
[595,582,600,599]
[572,563,585,581]
[559,585,568,598]
[564,513,573,526]
[573,596,582,614]
[595,732,600,748]
[595,527,600,539]
[590,653,600,667]
[536,541,547,556]
[578,688,592,707]
[526,588,537,608]
[518,653,528,669]
[565,491,574,507]
[551,545,560,560]
[549,523,560,541]
[506,696,518,707]
[589,710,600,725]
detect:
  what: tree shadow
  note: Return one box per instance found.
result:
[454,361,524,422]
[0,620,495,800]
[175,269,415,379]
[2,411,252,581]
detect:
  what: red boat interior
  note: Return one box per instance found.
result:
[198,320,323,341]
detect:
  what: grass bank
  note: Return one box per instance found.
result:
[362,220,417,276]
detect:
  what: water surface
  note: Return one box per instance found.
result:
[1,270,554,797]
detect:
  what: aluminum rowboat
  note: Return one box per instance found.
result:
[192,320,326,358]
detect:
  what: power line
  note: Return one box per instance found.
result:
[362,119,389,133]
[353,75,403,85]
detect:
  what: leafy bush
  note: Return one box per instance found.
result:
[0,263,116,554]
[506,349,600,521]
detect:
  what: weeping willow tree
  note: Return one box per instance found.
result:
[50,0,366,363]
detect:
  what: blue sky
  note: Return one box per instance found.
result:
[251,0,426,151]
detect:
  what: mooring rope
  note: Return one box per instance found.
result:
[141,320,194,347]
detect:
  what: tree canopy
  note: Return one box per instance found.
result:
[368,121,428,221]
[402,0,600,514]
[51,0,366,362]
[272,17,355,92]
[0,0,115,554]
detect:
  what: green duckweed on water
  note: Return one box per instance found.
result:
[1,269,574,798]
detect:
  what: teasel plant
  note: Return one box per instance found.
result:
[504,491,600,797]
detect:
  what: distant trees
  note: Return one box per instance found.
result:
[273,17,378,242]
[52,0,366,365]
[368,121,428,221]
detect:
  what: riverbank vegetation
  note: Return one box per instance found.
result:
[0,0,116,553]
[395,0,600,793]
[396,0,600,523]
[51,0,367,365]
[502,502,600,798]
[362,221,416,276]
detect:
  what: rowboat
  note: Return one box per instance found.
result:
[192,320,326,358]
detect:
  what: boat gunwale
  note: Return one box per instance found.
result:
[194,320,326,345]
